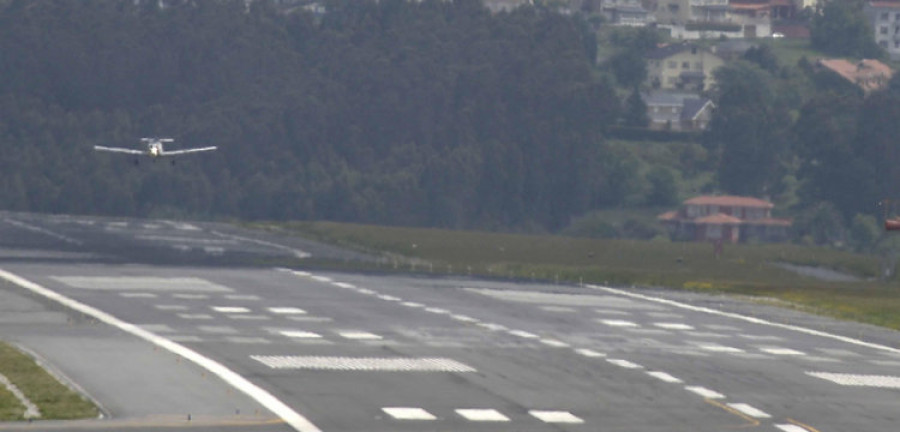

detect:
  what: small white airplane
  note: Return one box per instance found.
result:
[94,138,216,163]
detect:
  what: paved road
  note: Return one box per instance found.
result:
[1,212,899,432]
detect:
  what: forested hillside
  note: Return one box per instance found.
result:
[0,0,627,230]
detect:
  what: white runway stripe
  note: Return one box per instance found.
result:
[806,372,900,388]
[646,371,682,383]
[540,339,570,348]
[607,359,643,369]
[529,410,584,424]
[212,306,250,314]
[268,307,306,315]
[776,424,810,432]
[455,409,510,422]
[337,331,382,340]
[252,356,476,372]
[727,403,771,419]
[599,319,638,327]
[685,386,724,399]
[760,347,805,356]
[575,348,605,358]
[508,330,539,339]
[382,407,436,420]
[698,344,744,353]
[280,331,322,339]
[401,302,424,308]
[654,322,694,330]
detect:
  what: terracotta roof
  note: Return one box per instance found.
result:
[683,195,774,208]
[817,58,893,94]
[869,1,900,9]
[694,213,743,224]
[657,210,678,221]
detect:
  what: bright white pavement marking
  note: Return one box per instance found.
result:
[252,356,476,372]
[280,331,322,339]
[382,408,436,420]
[540,339,570,348]
[401,302,424,308]
[726,403,771,419]
[424,307,450,314]
[529,410,584,424]
[806,372,900,388]
[685,386,724,399]
[647,371,682,383]
[760,347,805,356]
[0,269,322,432]
[776,425,811,432]
[600,319,639,328]
[155,305,188,311]
[477,323,508,331]
[607,359,643,369]
[450,314,479,323]
[268,307,306,315]
[654,322,694,330]
[508,330,539,339]
[587,284,900,355]
[338,331,383,340]
[575,348,606,358]
[456,409,510,422]
[698,344,744,353]
[0,373,40,419]
[310,276,332,283]
[212,306,250,314]
[332,282,355,289]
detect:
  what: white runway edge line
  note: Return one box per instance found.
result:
[586,284,900,355]
[0,269,322,432]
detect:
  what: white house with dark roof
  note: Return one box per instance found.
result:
[643,92,714,131]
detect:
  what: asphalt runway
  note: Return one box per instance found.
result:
[0,212,899,431]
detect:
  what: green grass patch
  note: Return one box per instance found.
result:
[254,221,900,330]
[0,342,99,420]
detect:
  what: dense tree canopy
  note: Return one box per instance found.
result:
[0,0,624,230]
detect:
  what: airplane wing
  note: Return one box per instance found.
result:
[94,145,145,155]
[161,146,218,156]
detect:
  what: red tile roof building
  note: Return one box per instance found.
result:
[816,58,894,94]
[658,195,792,243]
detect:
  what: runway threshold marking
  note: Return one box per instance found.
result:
[588,284,900,355]
[0,269,322,432]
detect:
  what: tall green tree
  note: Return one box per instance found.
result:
[705,61,791,197]
[810,0,883,58]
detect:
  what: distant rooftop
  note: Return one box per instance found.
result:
[817,58,894,94]
[684,195,774,208]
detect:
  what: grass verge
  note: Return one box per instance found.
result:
[0,341,99,421]
[252,220,900,331]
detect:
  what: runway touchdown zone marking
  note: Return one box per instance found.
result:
[455,409,510,422]
[529,410,584,424]
[382,407,436,420]
[806,372,900,388]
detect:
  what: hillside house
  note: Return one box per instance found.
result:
[646,43,724,91]
[816,58,894,94]
[658,195,792,243]
[864,1,900,60]
[643,92,714,131]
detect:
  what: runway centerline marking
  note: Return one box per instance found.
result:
[529,410,584,424]
[456,409,510,422]
[382,407,436,420]
[0,269,322,432]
